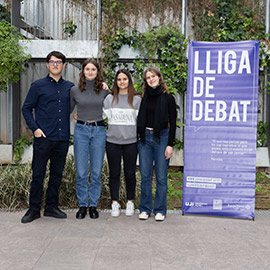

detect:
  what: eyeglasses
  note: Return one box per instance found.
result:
[48,60,63,66]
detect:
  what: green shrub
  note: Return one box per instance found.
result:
[0,155,143,210]
[0,162,32,210]
[0,21,31,91]
[0,155,184,211]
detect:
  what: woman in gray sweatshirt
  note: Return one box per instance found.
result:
[103,69,141,217]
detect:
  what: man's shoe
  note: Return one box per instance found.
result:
[155,213,166,221]
[89,206,99,219]
[44,207,67,219]
[111,202,120,217]
[138,211,149,220]
[125,201,134,216]
[76,207,87,219]
[21,209,40,224]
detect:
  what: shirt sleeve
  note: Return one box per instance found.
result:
[70,86,77,113]
[168,94,177,147]
[135,96,142,109]
[22,83,39,133]
[103,94,110,118]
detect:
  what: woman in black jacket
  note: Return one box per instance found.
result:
[137,67,177,222]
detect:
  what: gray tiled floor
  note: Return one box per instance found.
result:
[0,210,270,270]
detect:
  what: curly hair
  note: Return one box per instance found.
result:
[142,67,169,97]
[78,58,103,93]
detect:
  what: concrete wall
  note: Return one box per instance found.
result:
[19,40,99,59]
[0,144,13,164]
[19,145,269,168]
[20,145,184,166]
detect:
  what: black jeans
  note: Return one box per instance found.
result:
[106,141,137,201]
[29,137,69,211]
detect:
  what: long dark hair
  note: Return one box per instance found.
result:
[142,67,169,97]
[78,58,103,93]
[111,69,137,108]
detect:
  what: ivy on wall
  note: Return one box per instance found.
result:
[100,0,270,150]
[0,21,31,91]
[100,0,186,86]
[190,0,270,144]
[101,25,187,95]
[100,24,187,150]
[0,3,10,22]
[0,4,31,91]
[190,0,269,70]
[101,0,182,30]
[132,25,187,95]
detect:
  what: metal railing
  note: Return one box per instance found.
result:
[20,0,98,40]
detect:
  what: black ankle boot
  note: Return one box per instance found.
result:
[89,206,99,219]
[76,207,87,219]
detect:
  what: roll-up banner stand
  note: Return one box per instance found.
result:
[182,41,260,220]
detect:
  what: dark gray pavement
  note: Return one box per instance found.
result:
[0,210,270,270]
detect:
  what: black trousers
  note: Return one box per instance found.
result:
[106,141,137,201]
[29,137,69,211]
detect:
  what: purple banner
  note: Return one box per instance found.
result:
[182,41,260,220]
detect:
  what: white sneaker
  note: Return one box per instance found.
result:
[138,211,149,220]
[111,202,120,217]
[155,213,166,221]
[125,201,135,216]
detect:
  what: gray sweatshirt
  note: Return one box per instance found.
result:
[103,94,141,144]
[70,79,108,121]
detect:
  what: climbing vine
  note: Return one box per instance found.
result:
[0,3,10,22]
[62,20,77,37]
[101,0,182,31]
[100,0,187,90]
[13,134,33,164]
[100,24,187,150]
[101,25,187,96]
[132,25,187,95]
[189,0,270,145]
[190,0,269,71]
[0,22,31,91]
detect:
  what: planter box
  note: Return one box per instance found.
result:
[0,144,13,164]
[256,147,270,167]
[0,145,268,168]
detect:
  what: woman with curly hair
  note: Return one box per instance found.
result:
[70,58,108,219]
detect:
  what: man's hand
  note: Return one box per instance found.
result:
[34,128,46,138]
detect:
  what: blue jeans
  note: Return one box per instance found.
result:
[138,128,170,215]
[74,123,106,207]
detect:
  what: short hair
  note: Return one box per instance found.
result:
[46,51,66,63]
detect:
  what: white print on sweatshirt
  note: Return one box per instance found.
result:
[103,108,139,126]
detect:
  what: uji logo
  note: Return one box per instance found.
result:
[185,202,195,207]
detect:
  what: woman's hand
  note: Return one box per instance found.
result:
[34,128,46,138]
[165,146,173,160]
[102,82,109,90]
[73,113,78,120]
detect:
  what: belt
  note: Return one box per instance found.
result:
[77,120,105,126]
